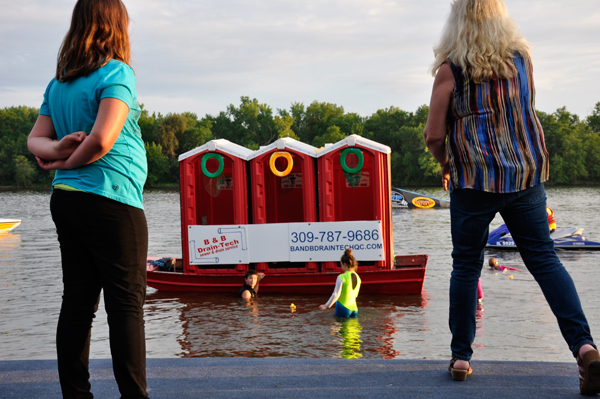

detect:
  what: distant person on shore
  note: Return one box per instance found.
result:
[488,258,522,272]
[423,0,600,391]
[319,249,361,317]
[239,270,265,299]
[27,1,149,397]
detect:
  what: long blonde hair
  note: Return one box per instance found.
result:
[431,0,530,82]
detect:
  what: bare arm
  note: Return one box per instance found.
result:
[241,290,252,300]
[423,62,454,191]
[31,98,129,171]
[28,116,86,161]
[319,276,343,310]
[254,273,265,294]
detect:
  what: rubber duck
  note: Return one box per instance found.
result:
[290,303,296,312]
[509,275,514,280]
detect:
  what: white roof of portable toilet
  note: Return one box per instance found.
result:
[178,139,255,162]
[316,134,391,157]
[249,137,318,160]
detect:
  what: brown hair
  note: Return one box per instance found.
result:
[245,270,258,279]
[56,0,131,82]
[340,248,358,269]
[489,257,498,267]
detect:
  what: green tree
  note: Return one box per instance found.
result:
[539,107,589,184]
[300,101,345,144]
[138,104,158,143]
[145,142,170,186]
[587,102,600,133]
[154,114,187,156]
[312,125,347,148]
[179,118,213,154]
[0,106,39,185]
[394,125,431,186]
[13,155,36,187]
[209,97,278,148]
[584,133,600,181]
[275,115,299,140]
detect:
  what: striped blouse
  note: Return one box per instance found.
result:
[446,54,549,193]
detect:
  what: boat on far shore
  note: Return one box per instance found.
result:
[391,188,450,209]
[0,219,21,234]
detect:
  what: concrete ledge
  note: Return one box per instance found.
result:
[0,358,583,398]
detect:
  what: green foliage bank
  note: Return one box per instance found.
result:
[1,100,600,188]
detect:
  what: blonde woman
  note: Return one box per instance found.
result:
[423,0,600,392]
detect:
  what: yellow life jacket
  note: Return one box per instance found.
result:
[338,271,361,312]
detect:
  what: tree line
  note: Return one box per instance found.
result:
[1,97,600,188]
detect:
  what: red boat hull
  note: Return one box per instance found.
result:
[147,254,427,295]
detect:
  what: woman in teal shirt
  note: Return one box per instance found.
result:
[27,1,148,398]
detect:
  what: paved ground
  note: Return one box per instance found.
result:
[0,358,588,398]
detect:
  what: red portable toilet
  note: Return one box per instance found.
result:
[249,138,318,272]
[179,139,254,274]
[317,135,393,271]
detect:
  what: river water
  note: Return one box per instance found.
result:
[1,186,599,362]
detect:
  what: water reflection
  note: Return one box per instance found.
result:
[473,302,485,350]
[0,233,21,256]
[144,292,429,359]
[335,317,362,359]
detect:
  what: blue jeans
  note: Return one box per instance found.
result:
[449,183,594,361]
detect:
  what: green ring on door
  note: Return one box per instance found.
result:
[340,148,364,174]
[201,153,224,178]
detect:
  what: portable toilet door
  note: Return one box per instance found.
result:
[317,135,393,271]
[179,139,254,274]
[249,138,319,272]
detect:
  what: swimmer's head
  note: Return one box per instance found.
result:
[245,270,258,288]
[340,248,358,271]
[489,257,498,269]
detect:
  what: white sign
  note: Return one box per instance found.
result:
[288,221,384,262]
[188,225,249,265]
[187,221,384,265]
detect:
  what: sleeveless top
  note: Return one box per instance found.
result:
[238,284,256,298]
[446,54,549,193]
[338,271,361,312]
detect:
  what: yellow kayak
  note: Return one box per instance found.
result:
[0,219,22,234]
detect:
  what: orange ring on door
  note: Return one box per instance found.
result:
[269,152,294,177]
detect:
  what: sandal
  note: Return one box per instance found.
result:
[449,357,472,381]
[578,348,600,395]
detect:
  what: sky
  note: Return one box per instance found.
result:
[1,0,599,120]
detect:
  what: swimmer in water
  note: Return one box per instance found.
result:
[239,270,265,299]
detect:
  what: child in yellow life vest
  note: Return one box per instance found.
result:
[319,249,361,317]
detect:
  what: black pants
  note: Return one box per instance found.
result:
[51,190,149,399]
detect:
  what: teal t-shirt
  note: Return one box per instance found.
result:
[39,59,147,209]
